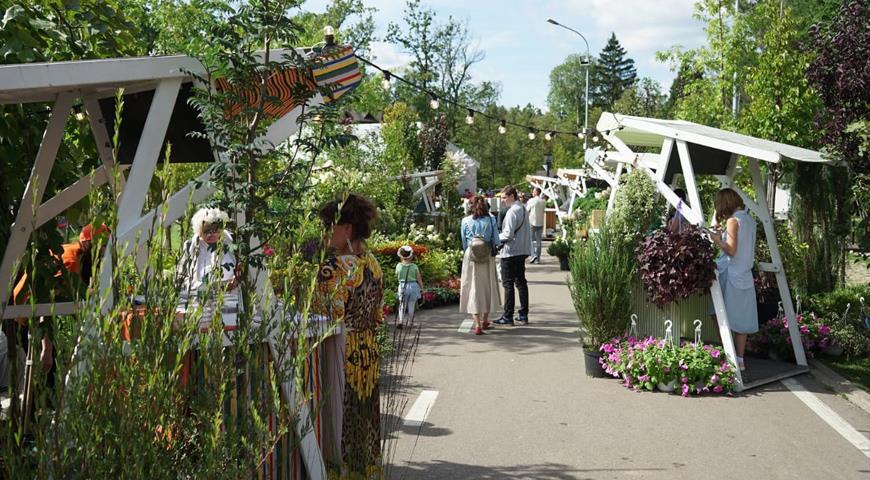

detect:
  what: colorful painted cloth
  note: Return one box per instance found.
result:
[314,251,384,478]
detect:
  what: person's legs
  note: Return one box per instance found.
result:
[497,257,516,323]
[472,313,483,334]
[482,311,491,329]
[405,298,416,325]
[733,332,747,366]
[515,257,529,320]
[531,226,543,261]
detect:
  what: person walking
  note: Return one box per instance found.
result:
[459,196,502,335]
[494,186,531,326]
[526,187,546,263]
[708,188,757,371]
[395,245,423,328]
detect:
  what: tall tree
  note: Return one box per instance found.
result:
[593,33,636,110]
[547,53,588,131]
[612,77,665,118]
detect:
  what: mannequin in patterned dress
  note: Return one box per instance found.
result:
[315,194,384,479]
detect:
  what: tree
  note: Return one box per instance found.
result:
[612,77,665,118]
[663,59,702,117]
[547,53,588,131]
[593,33,636,110]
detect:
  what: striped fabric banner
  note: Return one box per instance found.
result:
[215,44,361,121]
[310,45,362,104]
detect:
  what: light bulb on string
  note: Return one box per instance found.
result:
[528,128,536,140]
[544,131,553,141]
[498,120,506,134]
[465,109,475,125]
[381,71,392,90]
[592,135,599,143]
[429,94,439,110]
[576,131,584,139]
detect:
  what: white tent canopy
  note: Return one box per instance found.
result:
[593,112,838,391]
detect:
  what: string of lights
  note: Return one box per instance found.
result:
[353,54,625,141]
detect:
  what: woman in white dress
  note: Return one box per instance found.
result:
[459,195,502,335]
[709,189,757,371]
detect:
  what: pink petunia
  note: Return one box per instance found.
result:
[713,385,724,393]
[681,384,690,397]
[710,349,721,358]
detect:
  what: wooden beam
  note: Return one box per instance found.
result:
[84,97,126,194]
[0,92,75,307]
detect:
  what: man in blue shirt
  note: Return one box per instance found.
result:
[494,186,531,325]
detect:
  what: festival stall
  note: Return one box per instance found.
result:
[590,112,838,391]
[0,45,361,479]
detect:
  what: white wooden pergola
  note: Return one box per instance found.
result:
[0,51,340,478]
[525,166,609,231]
[393,170,444,214]
[594,112,838,390]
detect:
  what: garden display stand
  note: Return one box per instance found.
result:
[0,46,361,479]
[588,112,841,391]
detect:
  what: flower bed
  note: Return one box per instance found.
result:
[599,336,738,396]
[747,311,832,359]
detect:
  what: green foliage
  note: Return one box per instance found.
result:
[546,238,572,258]
[568,225,635,347]
[547,53,589,129]
[592,33,637,110]
[608,169,659,247]
[417,248,462,284]
[612,77,666,118]
[808,283,870,321]
[756,221,809,296]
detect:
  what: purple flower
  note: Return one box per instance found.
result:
[819,325,831,336]
[710,374,720,384]
[679,363,688,371]
[680,376,689,384]
[638,374,650,383]
[710,349,721,358]
[713,385,724,393]
[681,384,690,397]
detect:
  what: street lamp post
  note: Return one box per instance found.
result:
[547,18,591,149]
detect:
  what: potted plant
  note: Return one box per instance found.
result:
[547,238,572,270]
[568,225,635,377]
[636,226,716,308]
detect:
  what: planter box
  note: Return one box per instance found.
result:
[630,282,718,343]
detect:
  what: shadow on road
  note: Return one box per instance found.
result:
[390,460,666,480]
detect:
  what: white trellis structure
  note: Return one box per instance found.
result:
[393,170,444,214]
[525,166,610,230]
[0,51,343,478]
[593,112,838,390]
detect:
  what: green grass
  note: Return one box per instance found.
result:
[822,356,870,393]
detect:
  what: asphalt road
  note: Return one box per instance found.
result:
[385,255,870,480]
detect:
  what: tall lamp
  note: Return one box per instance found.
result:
[547,18,591,149]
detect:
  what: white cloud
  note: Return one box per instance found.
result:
[369,41,413,71]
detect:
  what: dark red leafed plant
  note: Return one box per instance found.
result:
[637,226,716,308]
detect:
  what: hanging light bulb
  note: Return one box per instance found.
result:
[381,71,392,90]
[528,128,536,140]
[498,120,506,134]
[544,131,553,141]
[429,94,439,110]
[592,135,599,143]
[465,109,475,125]
[577,131,584,139]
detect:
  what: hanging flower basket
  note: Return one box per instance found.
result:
[636,226,716,308]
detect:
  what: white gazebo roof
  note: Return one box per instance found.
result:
[597,112,834,165]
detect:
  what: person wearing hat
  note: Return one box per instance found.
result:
[177,207,239,296]
[10,223,108,387]
[395,245,424,328]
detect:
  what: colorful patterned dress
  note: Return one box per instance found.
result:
[315,251,384,479]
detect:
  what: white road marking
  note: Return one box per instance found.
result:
[404,390,439,427]
[458,319,473,333]
[781,378,870,459]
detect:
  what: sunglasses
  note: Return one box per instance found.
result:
[203,224,223,234]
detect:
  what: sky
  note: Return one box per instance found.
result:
[304,0,708,110]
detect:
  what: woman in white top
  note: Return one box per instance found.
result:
[178,207,238,296]
[709,189,757,371]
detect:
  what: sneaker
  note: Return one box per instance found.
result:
[493,316,514,326]
[474,326,484,335]
[517,315,529,325]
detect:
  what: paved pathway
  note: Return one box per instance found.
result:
[386,254,870,480]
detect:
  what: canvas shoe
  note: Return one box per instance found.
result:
[493,316,514,326]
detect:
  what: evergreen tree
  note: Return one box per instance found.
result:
[663,60,702,117]
[593,33,636,110]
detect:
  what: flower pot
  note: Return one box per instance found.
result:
[582,347,608,378]
[558,255,570,271]
[824,344,843,357]
[657,380,676,392]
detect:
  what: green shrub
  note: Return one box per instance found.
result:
[609,170,659,247]
[547,238,572,257]
[568,225,635,347]
[808,283,870,321]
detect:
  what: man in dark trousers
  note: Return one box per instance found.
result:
[494,186,531,325]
